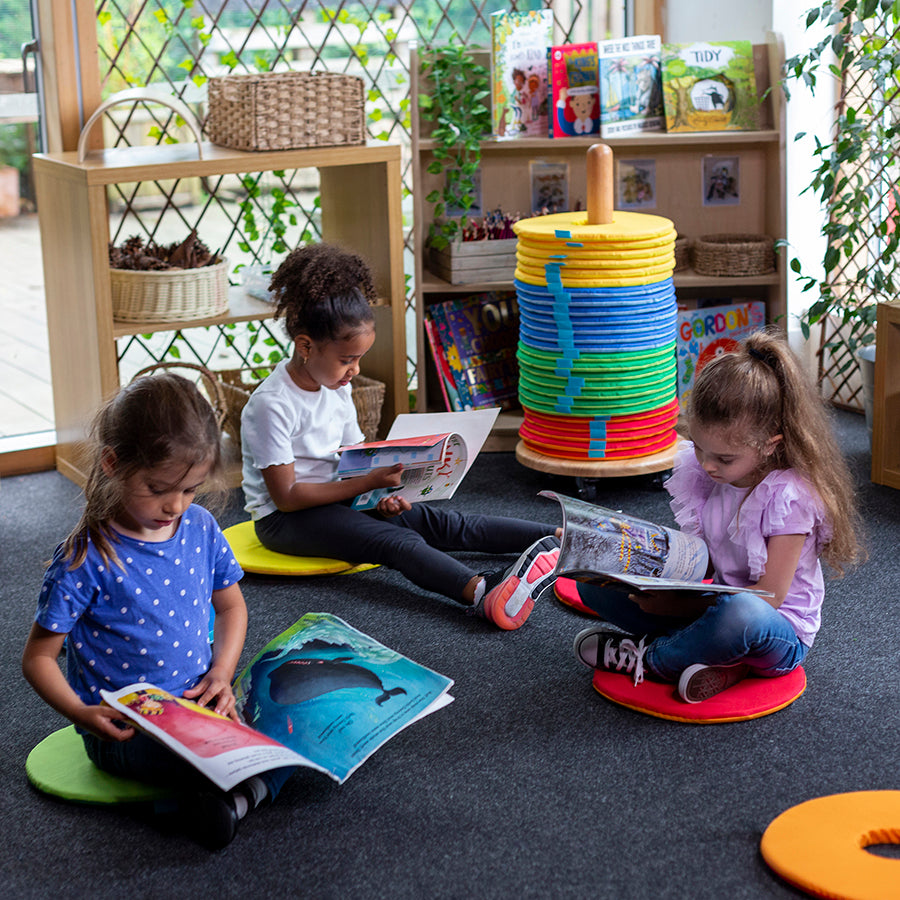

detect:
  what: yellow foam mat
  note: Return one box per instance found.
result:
[514,210,676,243]
[223,521,378,576]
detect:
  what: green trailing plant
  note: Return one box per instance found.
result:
[418,44,492,249]
[781,0,900,364]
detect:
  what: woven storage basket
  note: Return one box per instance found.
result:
[691,233,775,277]
[130,362,228,431]
[219,369,385,448]
[206,72,366,151]
[110,260,229,323]
[674,236,690,272]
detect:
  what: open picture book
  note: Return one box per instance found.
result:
[337,408,500,510]
[540,491,773,597]
[101,613,454,792]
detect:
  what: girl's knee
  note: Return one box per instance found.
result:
[709,591,776,636]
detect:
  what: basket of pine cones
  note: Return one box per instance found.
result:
[108,231,229,323]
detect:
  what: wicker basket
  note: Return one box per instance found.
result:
[130,362,228,431]
[206,72,366,151]
[110,260,229,323]
[218,368,385,448]
[691,234,775,277]
[674,236,691,272]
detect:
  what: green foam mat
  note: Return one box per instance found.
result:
[26,725,173,805]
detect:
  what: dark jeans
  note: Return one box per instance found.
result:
[83,730,294,801]
[255,501,556,602]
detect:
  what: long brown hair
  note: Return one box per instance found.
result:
[62,373,224,569]
[687,328,865,575]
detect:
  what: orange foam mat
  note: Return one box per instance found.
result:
[761,791,900,899]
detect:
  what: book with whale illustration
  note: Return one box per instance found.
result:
[100,613,454,791]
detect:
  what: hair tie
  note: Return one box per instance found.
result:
[748,346,776,369]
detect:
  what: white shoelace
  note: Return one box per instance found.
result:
[603,635,647,685]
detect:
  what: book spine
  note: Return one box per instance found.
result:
[424,311,458,412]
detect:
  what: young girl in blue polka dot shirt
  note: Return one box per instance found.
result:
[22,373,291,849]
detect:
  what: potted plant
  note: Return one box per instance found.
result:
[781,0,900,413]
[418,44,492,250]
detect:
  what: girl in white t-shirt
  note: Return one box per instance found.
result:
[241,243,560,630]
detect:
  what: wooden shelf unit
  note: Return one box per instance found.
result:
[33,141,406,485]
[410,39,787,451]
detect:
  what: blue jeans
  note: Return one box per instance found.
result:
[576,583,809,682]
[83,730,294,804]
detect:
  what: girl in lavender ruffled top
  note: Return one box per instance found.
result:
[573,329,865,702]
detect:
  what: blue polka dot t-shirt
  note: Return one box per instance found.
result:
[36,504,243,705]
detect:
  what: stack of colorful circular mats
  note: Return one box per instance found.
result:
[513,208,680,461]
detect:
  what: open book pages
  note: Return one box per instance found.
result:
[233,613,454,784]
[338,408,501,511]
[337,432,468,510]
[100,684,318,793]
[541,490,709,581]
[540,491,773,597]
[101,614,455,791]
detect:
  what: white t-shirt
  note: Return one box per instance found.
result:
[241,361,364,520]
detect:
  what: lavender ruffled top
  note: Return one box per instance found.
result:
[665,441,832,646]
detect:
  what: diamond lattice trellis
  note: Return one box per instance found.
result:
[813,9,900,411]
[92,0,607,390]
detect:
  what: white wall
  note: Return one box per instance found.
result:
[666,1,836,370]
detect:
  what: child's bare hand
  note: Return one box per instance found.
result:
[183,674,239,720]
[376,494,411,518]
[75,704,136,742]
[368,463,404,490]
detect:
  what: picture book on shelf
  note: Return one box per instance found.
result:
[660,40,759,132]
[337,408,501,510]
[423,312,465,412]
[540,491,773,597]
[426,292,521,412]
[676,300,766,405]
[548,42,600,138]
[101,613,454,791]
[491,9,553,138]
[598,35,664,138]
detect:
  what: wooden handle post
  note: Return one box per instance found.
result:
[586,143,614,225]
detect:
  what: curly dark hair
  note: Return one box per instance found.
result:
[269,243,377,342]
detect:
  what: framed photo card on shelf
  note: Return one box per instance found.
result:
[702,155,740,206]
[530,160,570,214]
[617,158,657,210]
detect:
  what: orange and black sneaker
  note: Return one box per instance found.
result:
[473,535,560,630]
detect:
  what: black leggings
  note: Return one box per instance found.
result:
[254,502,555,602]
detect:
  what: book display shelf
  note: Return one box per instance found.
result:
[33,142,406,486]
[410,37,787,457]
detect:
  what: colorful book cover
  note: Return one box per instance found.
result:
[424,311,465,411]
[491,9,553,138]
[599,35,664,138]
[661,40,759,133]
[429,292,520,411]
[676,301,766,406]
[549,42,600,138]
